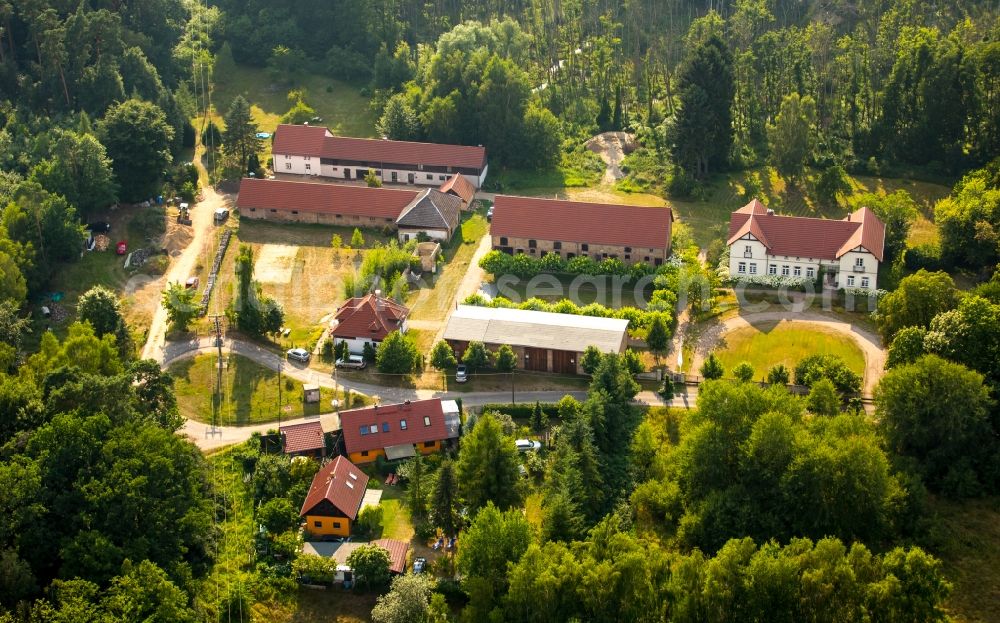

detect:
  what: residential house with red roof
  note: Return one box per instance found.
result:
[271,123,488,188]
[300,456,370,538]
[726,200,886,289]
[279,420,326,459]
[489,195,674,266]
[331,292,409,355]
[339,398,461,464]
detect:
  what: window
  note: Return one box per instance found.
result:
[304,156,311,161]
[744,245,752,254]
[769,264,777,275]
[382,422,390,433]
[336,214,342,219]
[375,170,382,175]
[285,154,291,160]
[737,262,746,274]
[846,275,855,286]
[385,218,393,222]
[554,241,562,250]
[447,166,453,173]
[644,256,650,262]
[423,416,431,426]
[313,520,322,528]
[624,254,630,260]
[361,450,369,457]
[285,163,291,170]
[528,240,537,248]
[418,164,424,171]
[439,175,446,181]
[369,217,376,222]
[270,209,276,213]
[581,244,589,252]
[793,266,801,277]
[855,257,864,267]
[749,263,757,274]
[602,253,608,259]
[333,522,341,529]
[424,441,435,448]
[806,267,815,278]
[427,174,433,180]
[529,248,536,254]
[360,426,368,436]
[291,210,299,215]
[654,258,663,266]
[250,208,256,212]
[625,247,632,253]
[305,163,311,170]
[781,265,790,276]
[400,419,407,430]
[861,277,870,287]
[499,237,508,246]
[369,424,378,434]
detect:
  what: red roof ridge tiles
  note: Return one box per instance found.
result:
[490,195,673,250]
[280,420,324,454]
[332,293,409,341]
[300,456,369,520]
[727,200,885,262]
[340,398,450,454]
[236,178,419,219]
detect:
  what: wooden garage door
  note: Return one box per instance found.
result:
[551,350,576,375]
[524,347,548,372]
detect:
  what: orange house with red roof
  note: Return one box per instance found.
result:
[340,398,461,464]
[300,456,370,538]
[330,292,409,355]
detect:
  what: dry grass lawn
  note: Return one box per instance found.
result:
[930,496,1000,623]
[712,320,866,380]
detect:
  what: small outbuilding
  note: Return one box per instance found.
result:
[280,420,325,459]
[303,383,321,404]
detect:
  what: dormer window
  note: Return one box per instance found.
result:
[423,416,431,426]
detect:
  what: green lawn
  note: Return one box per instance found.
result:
[170,353,337,425]
[929,496,1000,623]
[406,211,489,322]
[211,64,376,138]
[712,320,866,380]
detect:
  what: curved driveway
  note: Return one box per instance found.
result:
[689,311,886,397]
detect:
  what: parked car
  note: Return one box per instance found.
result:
[455,364,468,383]
[413,557,427,573]
[486,206,494,221]
[286,348,310,363]
[515,439,542,452]
[185,276,199,289]
[335,354,367,369]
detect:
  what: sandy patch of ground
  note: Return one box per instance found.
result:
[585,131,637,185]
[255,244,299,284]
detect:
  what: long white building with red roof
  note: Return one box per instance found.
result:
[726,199,886,290]
[271,123,488,188]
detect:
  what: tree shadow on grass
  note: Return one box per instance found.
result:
[229,354,276,425]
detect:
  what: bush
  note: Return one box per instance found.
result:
[478,403,561,420]
[905,243,943,271]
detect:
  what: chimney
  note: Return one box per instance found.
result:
[375,289,384,313]
[766,209,775,216]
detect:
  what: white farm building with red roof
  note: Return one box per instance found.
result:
[726,199,886,290]
[271,123,488,188]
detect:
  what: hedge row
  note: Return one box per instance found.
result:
[479,403,562,420]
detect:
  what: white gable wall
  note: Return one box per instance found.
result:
[727,237,879,288]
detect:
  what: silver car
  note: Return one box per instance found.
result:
[286,348,310,363]
[335,354,367,369]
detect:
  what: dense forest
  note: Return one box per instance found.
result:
[1,0,1000,621]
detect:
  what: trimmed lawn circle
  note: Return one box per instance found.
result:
[713,320,866,381]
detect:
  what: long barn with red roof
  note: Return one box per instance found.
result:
[271,123,488,188]
[726,199,885,289]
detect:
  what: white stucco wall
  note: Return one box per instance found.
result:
[398,228,449,243]
[275,153,318,176]
[837,250,878,289]
[274,152,486,188]
[728,237,879,289]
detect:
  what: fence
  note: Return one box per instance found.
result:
[199,228,232,315]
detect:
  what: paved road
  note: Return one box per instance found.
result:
[165,337,684,451]
[689,310,886,397]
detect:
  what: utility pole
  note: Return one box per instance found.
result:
[510,371,515,406]
[208,314,224,438]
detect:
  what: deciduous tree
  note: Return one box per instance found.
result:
[99,99,174,201]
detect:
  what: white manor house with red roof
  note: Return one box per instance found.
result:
[726,199,886,290]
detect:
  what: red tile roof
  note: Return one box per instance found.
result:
[236,178,419,219]
[300,456,369,520]
[272,124,331,157]
[371,539,409,574]
[438,173,476,205]
[727,201,885,262]
[341,399,451,454]
[332,293,409,341]
[490,195,673,250]
[272,124,487,171]
[281,421,325,455]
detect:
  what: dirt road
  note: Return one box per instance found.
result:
[140,163,233,362]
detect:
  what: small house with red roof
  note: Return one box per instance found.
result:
[438,172,477,209]
[271,123,488,188]
[726,200,885,290]
[279,420,325,459]
[330,292,409,355]
[490,195,673,266]
[340,398,461,464]
[300,456,370,538]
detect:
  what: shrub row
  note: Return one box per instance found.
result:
[479,402,562,420]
